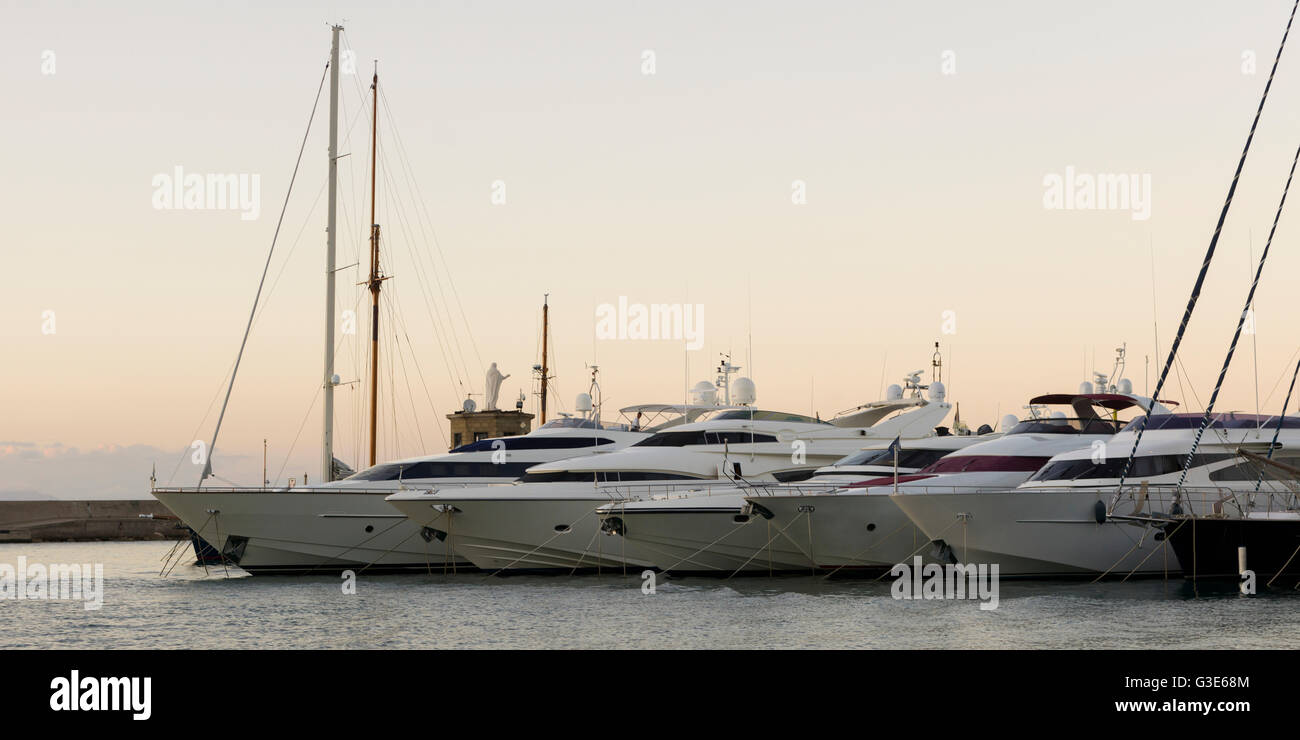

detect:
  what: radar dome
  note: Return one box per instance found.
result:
[732,377,757,405]
[690,380,718,406]
[1117,378,1133,394]
[575,393,593,413]
[928,381,946,402]
[1049,411,1067,424]
[1079,381,1094,394]
[886,384,904,401]
[1001,414,1020,431]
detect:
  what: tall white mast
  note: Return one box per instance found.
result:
[322,25,341,482]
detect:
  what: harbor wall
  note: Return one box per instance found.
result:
[0,500,186,542]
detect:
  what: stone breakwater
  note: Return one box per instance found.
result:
[0,500,185,542]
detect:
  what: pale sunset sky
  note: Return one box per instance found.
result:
[5,1,1300,496]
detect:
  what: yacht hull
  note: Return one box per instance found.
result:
[611,493,927,575]
[387,494,655,573]
[153,489,469,573]
[608,497,815,575]
[752,493,933,574]
[890,490,1191,578]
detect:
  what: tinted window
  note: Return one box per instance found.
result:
[919,455,1051,474]
[1029,454,1231,482]
[1007,418,1123,435]
[1122,413,1300,432]
[450,436,615,453]
[347,461,534,481]
[520,470,708,483]
[710,410,828,424]
[828,448,951,470]
[633,431,777,447]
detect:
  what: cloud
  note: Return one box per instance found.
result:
[0,442,276,500]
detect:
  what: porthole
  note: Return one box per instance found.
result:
[554,524,572,533]
[866,523,876,532]
[364,525,374,533]
[733,514,750,524]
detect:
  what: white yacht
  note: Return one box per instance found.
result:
[732,383,1164,575]
[892,411,1300,578]
[597,427,989,575]
[153,410,649,573]
[386,375,952,573]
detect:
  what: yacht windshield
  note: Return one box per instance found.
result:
[345,460,533,481]
[633,430,780,447]
[450,436,614,453]
[1120,413,1300,432]
[709,410,828,424]
[828,447,953,469]
[539,418,602,430]
[1006,417,1123,435]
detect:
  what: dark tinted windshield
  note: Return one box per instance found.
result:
[1007,418,1123,435]
[633,430,779,447]
[346,460,533,481]
[827,448,952,470]
[1029,454,1231,481]
[1121,413,1300,432]
[450,436,614,453]
[709,410,828,424]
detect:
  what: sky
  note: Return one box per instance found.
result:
[6,0,1300,497]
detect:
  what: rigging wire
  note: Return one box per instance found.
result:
[199,61,330,487]
[1254,354,1300,497]
[1173,134,1300,493]
[1112,0,1299,504]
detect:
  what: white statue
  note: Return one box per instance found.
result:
[484,362,510,410]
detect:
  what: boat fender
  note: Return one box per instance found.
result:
[1093,500,1107,525]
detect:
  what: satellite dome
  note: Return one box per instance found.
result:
[690,380,718,406]
[1001,414,1020,431]
[732,377,757,405]
[1117,378,1133,394]
[575,393,593,413]
[928,381,946,402]
[1079,381,1094,394]
[462,398,477,413]
[886,384,904,401]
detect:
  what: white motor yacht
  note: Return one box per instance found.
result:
[597,427,990,575]
[153,410,647,573]
[386,375,952,573]
[892,410,1300,578]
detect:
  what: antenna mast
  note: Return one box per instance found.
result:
[540,294,550,423]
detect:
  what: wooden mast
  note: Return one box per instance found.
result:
[540,294,549,424]
[366,66,384,467]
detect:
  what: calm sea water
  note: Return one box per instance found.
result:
[3,541,1299,649]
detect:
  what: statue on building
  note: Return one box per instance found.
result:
[484,362,510,410]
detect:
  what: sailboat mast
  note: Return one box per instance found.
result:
[367,67,383,467]
[322,24,341,483]
[540,295,549,424]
